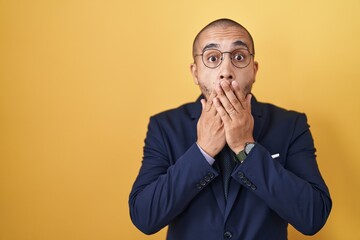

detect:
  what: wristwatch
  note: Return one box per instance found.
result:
[244,142,256,155]
[236,142,256,163]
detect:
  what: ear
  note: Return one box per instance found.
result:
[190,63,199,85]
[252,61,259,82]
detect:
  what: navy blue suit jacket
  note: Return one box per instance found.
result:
[129,96,331,240]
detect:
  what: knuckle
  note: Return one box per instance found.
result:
[220,111,227,117]
[228,107,236,115]
[230,98,239,106]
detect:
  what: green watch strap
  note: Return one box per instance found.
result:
[236,150,247,163]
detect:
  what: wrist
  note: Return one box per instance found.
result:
[235,142,256,163]
[196,141,217,158]
[232,139,255,154]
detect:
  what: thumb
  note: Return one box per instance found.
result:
[200,99,206,111]
[245,94,252,109]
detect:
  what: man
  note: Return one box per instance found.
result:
[129,18,331,239]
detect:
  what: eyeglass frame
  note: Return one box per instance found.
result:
[194,48,255,69]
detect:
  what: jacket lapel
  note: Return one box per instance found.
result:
[189,96,202,140]
[251,96,264,142]
[211,160,226,216]
[224,171,242,221]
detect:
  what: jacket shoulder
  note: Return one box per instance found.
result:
[256,100,305,119]
[151,100,199,122]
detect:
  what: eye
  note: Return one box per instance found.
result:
[203,49,221,67]
[233,54,245,61]
[208,55,218,62]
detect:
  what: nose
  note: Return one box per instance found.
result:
[219,53,235,81]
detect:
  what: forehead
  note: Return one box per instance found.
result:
[196,26,252,51]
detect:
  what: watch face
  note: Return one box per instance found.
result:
[245,143,255,155]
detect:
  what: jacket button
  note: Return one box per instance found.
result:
[208,172,215,179]
[237,172,244,178]
[224,231,232,239]
[200,179,206,186]
[251,185,257,190]
[196,184,202,190]
[204,175,211,182]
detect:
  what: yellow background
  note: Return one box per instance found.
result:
[1,0,359,239]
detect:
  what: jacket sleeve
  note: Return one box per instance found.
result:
[128,116,218,235]
[234,113,332,235]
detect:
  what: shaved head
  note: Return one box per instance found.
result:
[192,18,255,58]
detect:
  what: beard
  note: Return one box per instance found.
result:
[243,82,253,96]
[200,86,211,99]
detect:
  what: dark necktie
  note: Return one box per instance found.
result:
[217,145,236,200]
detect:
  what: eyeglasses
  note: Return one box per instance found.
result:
[194,48,254,69]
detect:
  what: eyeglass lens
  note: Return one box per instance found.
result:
[202,49,251,69]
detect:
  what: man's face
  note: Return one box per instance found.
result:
[190,26,258,99]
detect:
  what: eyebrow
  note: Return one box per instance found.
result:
[232,40,249,49]
[202,43,220,52]
[201,41,249,53]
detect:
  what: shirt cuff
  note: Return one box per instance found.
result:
[196,143,215,165]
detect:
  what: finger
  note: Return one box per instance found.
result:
[203,91,217,112]
[201,98,218,118]
[215,82,238,116]
[231,81,246,109]
[214,110,223,125]
[200,99,206,111]
[213,97,231,124]
[220,81,243,112]
[215,115,223,127]
[244,93,252,112]
[206,90,217,106]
